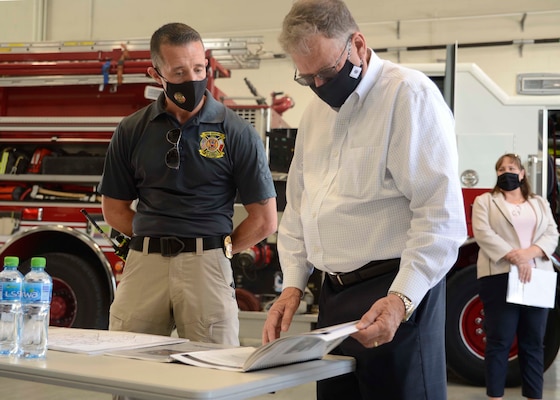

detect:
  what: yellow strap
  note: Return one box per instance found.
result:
[0,151,10,174]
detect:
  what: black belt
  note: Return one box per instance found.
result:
[327,258,400,289]
[129,236,223,257]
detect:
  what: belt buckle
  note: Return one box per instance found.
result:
[160,236,185,257]
[329,272,345,286]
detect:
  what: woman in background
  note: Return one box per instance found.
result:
[472,153,558,400]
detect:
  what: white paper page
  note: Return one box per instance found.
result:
[106,341,231,362]
[506,266,557,308]
[246,336,326,371]
[48,327,187,355]
[303,320,360,340]
[171,346,257,371]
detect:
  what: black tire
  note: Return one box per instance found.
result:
[446,265,520,386]
[446,264,560,387]
[19,252,110,329]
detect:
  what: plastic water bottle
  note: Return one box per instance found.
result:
[21,257,52,359]
[0,256,23,357]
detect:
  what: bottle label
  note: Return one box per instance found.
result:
[1,312,15,322]
[22,282,52,303]
[0,282,22,301]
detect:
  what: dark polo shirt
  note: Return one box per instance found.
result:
[98,91,276,237]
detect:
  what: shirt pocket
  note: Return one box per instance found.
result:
[337,146,384,199]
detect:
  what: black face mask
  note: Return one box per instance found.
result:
[497,172,521,191]
[156,69,207,112]
[310,59,362,109]
[164,78,207,112]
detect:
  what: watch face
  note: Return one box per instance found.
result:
[223,235,233,259]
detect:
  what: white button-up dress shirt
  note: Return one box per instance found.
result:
[278,50,467,306]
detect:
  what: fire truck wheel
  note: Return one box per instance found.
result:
[20,252,110,329]
[445,265,520,386]
[445,264,560,387]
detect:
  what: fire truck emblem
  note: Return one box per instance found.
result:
[199,132,225,158]
[174,92,186,104]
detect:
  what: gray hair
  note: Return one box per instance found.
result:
[150,22,204,69]
[279,0,359,55]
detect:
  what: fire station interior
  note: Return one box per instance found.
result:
[1,1,560,399]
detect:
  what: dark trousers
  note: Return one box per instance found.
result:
[478,274,548,399]
[316,268,447,400]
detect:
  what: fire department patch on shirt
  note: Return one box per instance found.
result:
[199,131,225,158]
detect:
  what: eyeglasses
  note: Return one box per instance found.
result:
[293,36,352,86]
[165,128,182,169]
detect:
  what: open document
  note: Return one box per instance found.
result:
[171,320,359,372]
[106,341,234,363]
[506,265,557,308]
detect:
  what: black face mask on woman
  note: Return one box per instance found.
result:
[310,59,362,109]
[156,69,207,112]
[497,172,521,191]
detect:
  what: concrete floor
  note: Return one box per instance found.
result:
[0,356,558,399]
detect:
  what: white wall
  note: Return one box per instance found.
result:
[0,0,559,128]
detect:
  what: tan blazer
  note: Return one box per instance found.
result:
[472,191,559,279]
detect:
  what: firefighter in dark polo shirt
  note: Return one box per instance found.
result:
[98,22,277,347]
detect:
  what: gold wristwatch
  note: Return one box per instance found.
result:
[223,235,233,259]
[388,291,414,322]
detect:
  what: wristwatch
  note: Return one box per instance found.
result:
[388,291,414,322]
[223,235,233,259]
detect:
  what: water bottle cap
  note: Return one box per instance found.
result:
[3,256,19,267]
[30,257,47,268]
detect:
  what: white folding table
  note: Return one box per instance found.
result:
[0,349,354,400]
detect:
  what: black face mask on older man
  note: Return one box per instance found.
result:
[310,59,362,109]
[497,172,521,191]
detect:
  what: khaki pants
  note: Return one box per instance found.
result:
[109,248,239,345]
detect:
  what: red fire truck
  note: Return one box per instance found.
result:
[0,38,272,329]
[0,40,558,387]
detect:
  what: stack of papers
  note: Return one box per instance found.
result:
[47,320,360,372]
[506,266,557,308]
[48,327,187,355]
